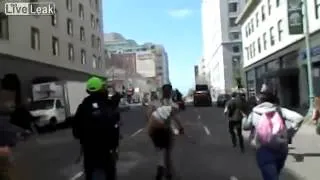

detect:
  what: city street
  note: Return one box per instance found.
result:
[12,105,319,180]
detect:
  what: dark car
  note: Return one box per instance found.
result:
[193,84,212,106]
[216,94,231,107]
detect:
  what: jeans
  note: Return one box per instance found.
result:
[228,121,244,150]
[256,147,288,180]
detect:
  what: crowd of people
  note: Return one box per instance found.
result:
[2,75,320,180]
[224,84,304,180]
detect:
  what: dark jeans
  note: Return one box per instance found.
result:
[228,121,244,150]
[83,152,117,180]
[256,147,288,180]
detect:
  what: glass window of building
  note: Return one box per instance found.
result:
[228,2,238,12]
[80,27,85,41]
[0,13,9,40]
[81,49,86,64]
[277,19,283,41]
[229,17,237,27]
[257,38,261,53]
[255,12,259,27]
[261,5,265,21]
[263,32,267,50]
[79,3,84,20]
[68,43,74,61]
[52,37,59,56]
[31,27,40,50]
[270,27,275,46]
[66,0,72,11]
[67,18,73,35]
[315,0,320,19]
[232,45,240,53]
[51,9,57,26]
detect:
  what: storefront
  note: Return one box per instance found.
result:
[245,51,300,108]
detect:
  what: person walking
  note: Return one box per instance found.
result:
[224,92,246,152]
[242,84,303,180]
[146,84,184,180]
[72,77,120,180]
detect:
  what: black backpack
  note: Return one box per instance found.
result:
[74,96,120,150]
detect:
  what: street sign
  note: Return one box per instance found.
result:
[287,0,303,34]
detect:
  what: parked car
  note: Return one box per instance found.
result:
[216,94,231,107]
[193,84,212,106]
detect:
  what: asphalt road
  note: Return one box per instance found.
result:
[12,105,306,180]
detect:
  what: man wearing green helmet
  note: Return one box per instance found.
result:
[72,76,120,180]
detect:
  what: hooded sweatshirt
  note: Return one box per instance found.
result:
[243,102,304,148]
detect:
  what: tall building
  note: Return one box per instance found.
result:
[236,0,320,108]
[0,0,105,97]
[104,33,170,88]
[201,0,246,95]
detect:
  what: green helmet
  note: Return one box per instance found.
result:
[86,77,105,92]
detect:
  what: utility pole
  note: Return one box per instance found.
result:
[303,0,314,114]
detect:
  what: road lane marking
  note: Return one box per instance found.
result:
[203,126,211,135]
[229,176,238,180]
[130,128,144,137]
[70,171,83,180]
[197,115,201,120]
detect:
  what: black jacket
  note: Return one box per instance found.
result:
[72,93,120,165]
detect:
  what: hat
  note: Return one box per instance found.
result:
[86,77,105,92]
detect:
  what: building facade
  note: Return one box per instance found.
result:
[237,0,320,108]
[104,33,170,88]
[0,0,105,98]
[201,0,246,95]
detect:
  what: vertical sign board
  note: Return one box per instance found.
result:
[287,0,304,34]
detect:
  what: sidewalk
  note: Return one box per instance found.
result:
[243,125,320,180]
[285,125,320,180]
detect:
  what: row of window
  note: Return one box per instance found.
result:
[246,0,320,37]
[244,19,283,60]
[30,27,102,69]
[245,0,282,37]
[66,0,100,13]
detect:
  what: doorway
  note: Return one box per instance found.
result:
[280,75,299,107]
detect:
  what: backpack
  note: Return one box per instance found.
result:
[255,108,288,149]
[75,97,120,150]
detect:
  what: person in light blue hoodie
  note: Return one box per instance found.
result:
[242,84,304,180]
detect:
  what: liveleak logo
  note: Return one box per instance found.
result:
[5,2,56,16]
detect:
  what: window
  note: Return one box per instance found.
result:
[68,43,74,61]
[255,12,259,27]
[80,26,85,41]
[261,5,265,21]
[92,55,97,69]
[230,32,240,40]
[52,37,59,56]
[91,14,95,28]
[97,56,102,68]
[245,26,249,37]
[96,18,100,31]
[228,2,238,12]
[277,20,283,41]
[252,42,256,57]
[91,34,95,48]
[97,37,101,51]
[66,0,72,11]
[95,0,99,11]
[270,27,275,46]
[249,44,253,58]
[51,9,57,26]
[315,0,320,19]
[67,18,73,35]
[263,32,267,50]
[79,3,84,20]
[56,100,63,108]
[229,17,237,27]
[267,0,271,15]
[245,47,249,60]
[257,38,261,53]
[81,49,86,64]
[250,19,254,32]
[31,27,40,50]
[276,0,280,7]
[0,13,9,40]
[232,45,240,53]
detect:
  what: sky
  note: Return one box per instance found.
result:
[102,0,202,94]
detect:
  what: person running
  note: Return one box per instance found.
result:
[146,84,184,180]
[242,84,303,180]
[72,77,120,180]
[224,92,246,152]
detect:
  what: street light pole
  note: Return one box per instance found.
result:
[303,0,314,114]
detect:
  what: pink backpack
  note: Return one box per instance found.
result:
[256,109,288,147]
